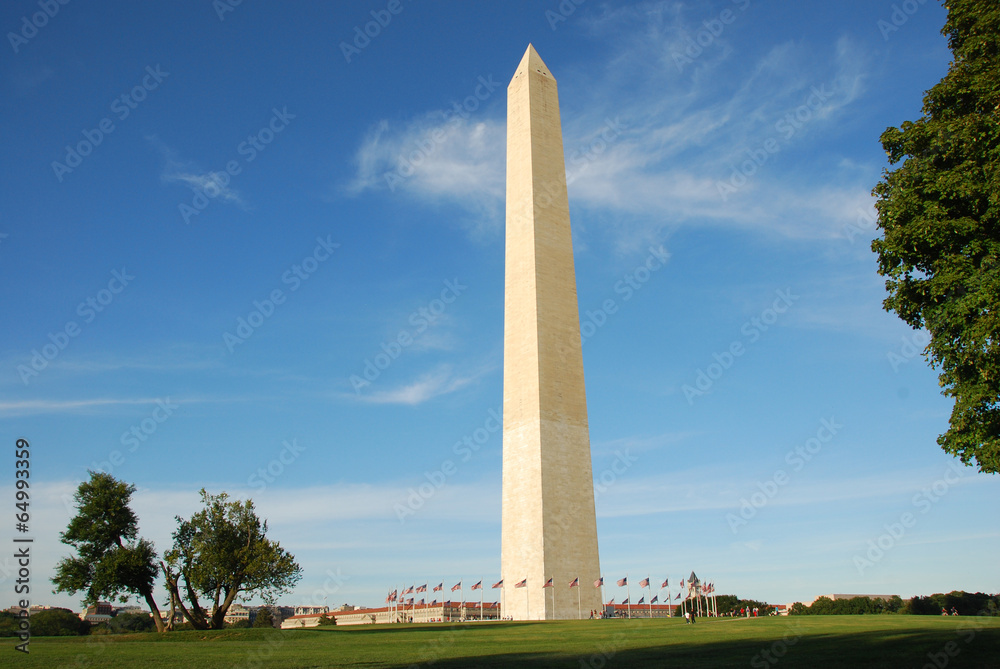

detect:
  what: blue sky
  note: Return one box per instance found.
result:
[2,0,996,613]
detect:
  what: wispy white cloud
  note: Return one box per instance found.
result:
[0,396,215,416]
[147,135,247,208]
[354,364,488,405]
[344,9,873,246]
[594,463,990,519]
[164,171,245,206]
[346,115,505,237]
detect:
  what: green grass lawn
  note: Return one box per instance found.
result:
[10,616,1000,668]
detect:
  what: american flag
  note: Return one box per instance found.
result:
[406,598,414,605]
[492,580,503,589]
[639,578,649,588]
[594,577,604,588]
[622,597,629,605]
[617,577,627,587]
[417,598,425,606]
[431,599,438,606]
[416,584,427,593]
[651,595,658,604]
[471,580,482,590]
[607,597,614,605]
[451,581,462,592]
[675,593,681,600]
[637,596,645,605]
[385,591,394,603]
[433,583,443,592]
[543,578,553,588]
[515,579,527,588]
[661,579,669,589]
[679,579,684,588]
[569,577,579,588]
[404,585,414,595]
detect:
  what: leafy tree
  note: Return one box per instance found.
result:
[30,608,89,637]
[904,590,1000,615]
[788,602,809,616]
[872,0,1000,473]
[708,594,773,616]
[317,614,337,626]
[792,595,905,615]
[163,490,302,630]
[253,606,275,628]
[107,612,156,633]
[229,619,252,629]
[52,472,165,632]
[713,594,739,615]
[0,611,22,637]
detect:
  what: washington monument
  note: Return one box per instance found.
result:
[501,44,602,620]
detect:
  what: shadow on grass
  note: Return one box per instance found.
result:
[373,626,1000,669]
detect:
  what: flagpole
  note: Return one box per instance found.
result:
[667,581,672,618]
[551,575,555,619]
[601,579,606,618]
[577,580,581,620]
[626,574,631,619]
[526,579,530,620]
[480,578,484,621]
[647,577,652,619]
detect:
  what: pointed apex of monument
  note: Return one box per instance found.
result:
[512,43,555,82]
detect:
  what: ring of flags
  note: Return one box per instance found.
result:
[385,574,716,616]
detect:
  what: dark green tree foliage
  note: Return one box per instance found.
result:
[873,0,1000,473]
[253,606,275,628]
[904,591,1000,615]
[708,595,774,616]
[0,611,22,637]
[108,612,157,633]
[713,594,739,615]
[163,490,302,630]
[789,596,903,615]
[52,472,165,632]
[30,608,89,637]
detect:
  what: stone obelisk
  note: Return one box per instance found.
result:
[501,44,602,621]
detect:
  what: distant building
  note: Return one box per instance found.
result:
[224,604,252,626]
[6,604,58,616]
[282,601,503,627]
[294,605,329,616]
[113,605,149,617]
[81,602,113,623]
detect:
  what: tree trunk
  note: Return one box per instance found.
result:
[181,571,210,629]
[161,561,209,630]
[141,586,166,633]
[213,585,242,629]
